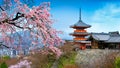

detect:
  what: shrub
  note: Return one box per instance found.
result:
[115,57,120,68]
[28,53,56,68]
[58,51,77,68]
[2,56,10,60]
[58,42,78,68]
[0,62,8,68]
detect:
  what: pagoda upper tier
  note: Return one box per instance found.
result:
[70,8,91,42]
[70,19,91,28]
[70,8,91,29]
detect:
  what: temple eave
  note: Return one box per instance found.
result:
[70,26,91,28]
[70,33,89,36]
[74,40,91,43]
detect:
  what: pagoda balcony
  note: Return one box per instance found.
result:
[74,40,91,44]
[70,26,89,29]
[70,32,90,36]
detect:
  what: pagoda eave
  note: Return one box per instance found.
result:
[70,33,89,36]
[74,40,91,43]
[71,34,89,36]
[70,26,91,29]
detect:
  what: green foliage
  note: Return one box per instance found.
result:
[115,57,120,68]
[47,53,56,68]
[2,56,10,60]
[0,62,8,68]
[58,52,77,68]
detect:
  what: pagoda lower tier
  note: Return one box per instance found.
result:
[70,30,91,49]
[73,40,91,50]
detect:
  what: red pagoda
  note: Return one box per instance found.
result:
[70,9,91,50]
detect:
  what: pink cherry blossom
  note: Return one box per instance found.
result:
[14,0,19,3]
[9,60,32,68]
[0,0,64,58]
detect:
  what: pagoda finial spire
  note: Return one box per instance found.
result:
[79,8,81,20]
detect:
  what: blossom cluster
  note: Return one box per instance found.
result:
[9,60,32,68]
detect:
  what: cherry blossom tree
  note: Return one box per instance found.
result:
[0,0,63,57]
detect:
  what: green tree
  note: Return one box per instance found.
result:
[0,62,8,68]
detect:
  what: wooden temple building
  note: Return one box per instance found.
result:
[88,31,120,49]
[70,9,91,50]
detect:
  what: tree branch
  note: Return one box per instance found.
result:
[11,12,24,21]
[9,22,24,29]
[0,42,10,48]
[0,12,25,29]
[0,6,5,11]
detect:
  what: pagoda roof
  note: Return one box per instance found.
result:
[71,20,91,28]
[70,9,91,28]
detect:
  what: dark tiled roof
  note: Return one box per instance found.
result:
[105,36,120,43]
[91,33,110,41]
[90,32,120,43]
[71,20,91,28]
